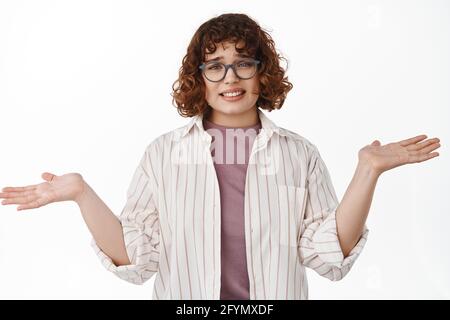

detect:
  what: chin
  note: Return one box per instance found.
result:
[213,102,256,115]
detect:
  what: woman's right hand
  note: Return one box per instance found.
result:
[0,172,85,211]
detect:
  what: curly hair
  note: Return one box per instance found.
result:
[171,13,293,117]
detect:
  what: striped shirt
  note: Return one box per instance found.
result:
[202,118,262,299]
[91,108,369,300]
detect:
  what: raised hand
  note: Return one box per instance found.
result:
[358,134,441,176]
[1,172,85,211]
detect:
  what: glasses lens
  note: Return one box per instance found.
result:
[204,62,225,82]
[203,59,257,81]
[234,59,257,79]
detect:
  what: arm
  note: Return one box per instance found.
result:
[90,148,161,285]
[298,144,369,281]
[336,135,440,257]
[0,171,131,266]
[1,146,160,284]
[75,180,131,266]
[336,162,379,257]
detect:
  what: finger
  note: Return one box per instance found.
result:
[0,190,35,199]
[409,142,441,157]
[406,138,440,151]
[0,192,12,199]
[419,142,441,155]
[1,194,39,205]
[371,140,381,146]
[42,172,56,182]
[2,185,37,193]
[399,135,427,147]
[408,152,439,163]
[17,198,46,211]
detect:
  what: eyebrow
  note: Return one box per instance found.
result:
[204,53,251,63]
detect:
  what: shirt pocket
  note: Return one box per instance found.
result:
[276,185,307,247]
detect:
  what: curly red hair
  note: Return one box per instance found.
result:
[171,13,293,117]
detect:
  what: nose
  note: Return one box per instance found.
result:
[224,65,239,84]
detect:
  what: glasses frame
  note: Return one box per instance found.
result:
[199,58,261,82]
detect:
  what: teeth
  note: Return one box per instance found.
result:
[222,91,244,97]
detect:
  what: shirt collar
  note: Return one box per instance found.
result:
[178,108,285,141]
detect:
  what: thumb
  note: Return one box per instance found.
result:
[371,140,381,146]
[42,172,56,182]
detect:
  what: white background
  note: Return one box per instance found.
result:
[0,0,449,299]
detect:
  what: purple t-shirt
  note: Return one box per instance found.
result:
[203,117,262,300]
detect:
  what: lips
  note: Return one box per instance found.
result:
[219,88,246,96]
[219,91,246,102]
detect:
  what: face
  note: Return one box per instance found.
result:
[202,41,260,118]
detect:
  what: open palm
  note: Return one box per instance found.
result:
[1,172,84,211]
[358,134,441,176]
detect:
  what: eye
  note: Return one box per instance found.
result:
[237,60,252,68]
[207,63,223,70]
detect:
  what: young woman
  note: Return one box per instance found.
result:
[0,13,441,300]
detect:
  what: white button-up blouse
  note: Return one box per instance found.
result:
[91,108,369,299]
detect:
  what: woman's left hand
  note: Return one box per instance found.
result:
[358,134,441,176]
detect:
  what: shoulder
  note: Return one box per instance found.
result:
[142,126,185,153]
[276,126,320,158]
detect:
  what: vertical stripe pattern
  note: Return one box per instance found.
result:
[91,109,369,299]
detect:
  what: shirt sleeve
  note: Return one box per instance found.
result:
[91,146,160,285]
[298,143,369,281]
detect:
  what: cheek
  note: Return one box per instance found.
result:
[204,83,218,101]
[249,79,260,95]
[249,76,259,89]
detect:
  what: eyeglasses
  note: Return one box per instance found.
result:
[199,58,260,82]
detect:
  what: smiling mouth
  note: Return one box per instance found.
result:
[219,90,246,97]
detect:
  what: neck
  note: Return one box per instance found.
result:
[204,107,260,128]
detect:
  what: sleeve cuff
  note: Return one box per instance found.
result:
[90,238,153,285]
[312,211,369,269]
